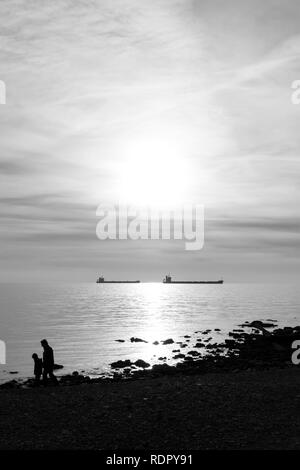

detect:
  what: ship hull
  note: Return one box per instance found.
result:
[97,280,140,284]
[163,280,223,284]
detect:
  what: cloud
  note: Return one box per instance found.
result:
[0,0,300,280]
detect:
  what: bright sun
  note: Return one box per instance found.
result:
[118,139,190,208]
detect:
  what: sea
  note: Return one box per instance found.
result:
[0,282,299,384]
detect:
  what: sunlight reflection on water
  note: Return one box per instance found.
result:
[0,282,299,382]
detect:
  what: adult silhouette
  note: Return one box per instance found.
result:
[41,339,58,385]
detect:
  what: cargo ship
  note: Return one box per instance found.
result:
[163,274,223,284]
[96,276,140,284]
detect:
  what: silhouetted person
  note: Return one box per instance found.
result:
[41,339,58,385]
[32,353,43,385]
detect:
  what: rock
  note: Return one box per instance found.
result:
[162,338,174,345]
[153,341,159,345]
[130,337,148,343]
[9,371,18,374]
[172,349,180,353]
[184,335,191,338]
[250,320,276,328]
[110,359,132,369]
[239,320,276,328]
[187,350,200,356]
[0,379,19,389]
[53,364,64,370]
[173,353,185,359]
[134,359,150,368]
[206,343,218,349]
[115,339,125,343]
[229,332,241,339]
[194,342,205,348]
[158,357,166,361]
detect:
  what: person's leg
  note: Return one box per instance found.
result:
[49,369,58,385]
[34,374,41,385]
[42,369,48,385]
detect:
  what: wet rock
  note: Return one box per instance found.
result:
[206,343,218,349]
[110,359,132,369]
[130,337,148,343]
[229,332,241,339]
[173,353,185,359]
[250,320,276,328]
[239,320,276,328]
[59,373,89,385]
[162,338,174,345]
[0,379,20,390]
[134,359,150,368]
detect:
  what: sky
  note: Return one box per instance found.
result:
[0,0,300,282]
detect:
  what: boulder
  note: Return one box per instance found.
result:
[130,337,148,343]
[134,359,150,368]
[162,338,174,345]
[110,359,132,369]
[173,353,185,359]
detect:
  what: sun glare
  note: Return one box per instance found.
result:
[118,139,190,209]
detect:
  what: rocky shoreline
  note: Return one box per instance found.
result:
[1,320,300,450]
[1,320,299,390]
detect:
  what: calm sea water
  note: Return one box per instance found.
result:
[0,283,299,383]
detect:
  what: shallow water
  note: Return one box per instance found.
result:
[0,283,299,383]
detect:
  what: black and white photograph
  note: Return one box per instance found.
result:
[0,0,300,460]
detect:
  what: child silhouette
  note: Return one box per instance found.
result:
[32,353,43,385]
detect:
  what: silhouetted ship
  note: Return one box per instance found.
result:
[163,274,223,284]
[96,276,140,284]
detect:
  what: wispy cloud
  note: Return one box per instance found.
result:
[0,0,300,280]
